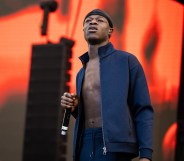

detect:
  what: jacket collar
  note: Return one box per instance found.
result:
[79,42,115,65]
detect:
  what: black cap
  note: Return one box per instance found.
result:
[83,9,113,28]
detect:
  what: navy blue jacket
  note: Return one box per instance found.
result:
[72,43,154,160]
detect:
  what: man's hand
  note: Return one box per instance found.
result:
[139,158,150,161]
[61,92,78,112]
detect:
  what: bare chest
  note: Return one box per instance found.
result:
[83,59,100,91]
[82,58,102,128]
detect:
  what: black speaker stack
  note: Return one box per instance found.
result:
[23,38,74,161]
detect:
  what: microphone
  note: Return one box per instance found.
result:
[40,0,58,36]
[61,108,71,135]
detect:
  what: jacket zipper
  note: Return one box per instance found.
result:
[101,109,107,155]
[99,60,107,155]
[101,101,107,155]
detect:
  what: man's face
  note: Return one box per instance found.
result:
[83,15,113,45]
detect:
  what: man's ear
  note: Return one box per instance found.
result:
[108,28,113,37]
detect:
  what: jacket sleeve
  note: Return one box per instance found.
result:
[128,55,154,160]
[71,70,81,119]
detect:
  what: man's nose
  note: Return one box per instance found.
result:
[90,19,97,24]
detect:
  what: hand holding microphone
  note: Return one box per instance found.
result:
[60,92,78,135]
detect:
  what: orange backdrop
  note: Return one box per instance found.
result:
[0,0,183,161]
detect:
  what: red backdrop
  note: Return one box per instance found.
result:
[0,0,183,161]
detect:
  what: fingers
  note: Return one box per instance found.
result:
[71,93,78,107]
[60,102,74,109]
[71,93,77,98]
[61,95,73,102]
[61,92,78,111]
[61,99,73,106]
[64,92,73,98]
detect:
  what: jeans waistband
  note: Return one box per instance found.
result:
[83,128,102,137]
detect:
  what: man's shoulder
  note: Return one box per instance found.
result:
[113,49,140,69]
[113,49,138,60]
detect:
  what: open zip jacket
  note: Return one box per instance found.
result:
[72,42,154,160]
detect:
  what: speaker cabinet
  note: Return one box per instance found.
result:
[23,42,72,161]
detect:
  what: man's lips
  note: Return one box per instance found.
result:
[88,26,98,32]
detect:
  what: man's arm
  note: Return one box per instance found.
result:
[128,55,154,161]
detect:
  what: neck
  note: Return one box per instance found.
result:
[88,41,109,59]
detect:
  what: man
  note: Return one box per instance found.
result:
[61,9,154,161]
